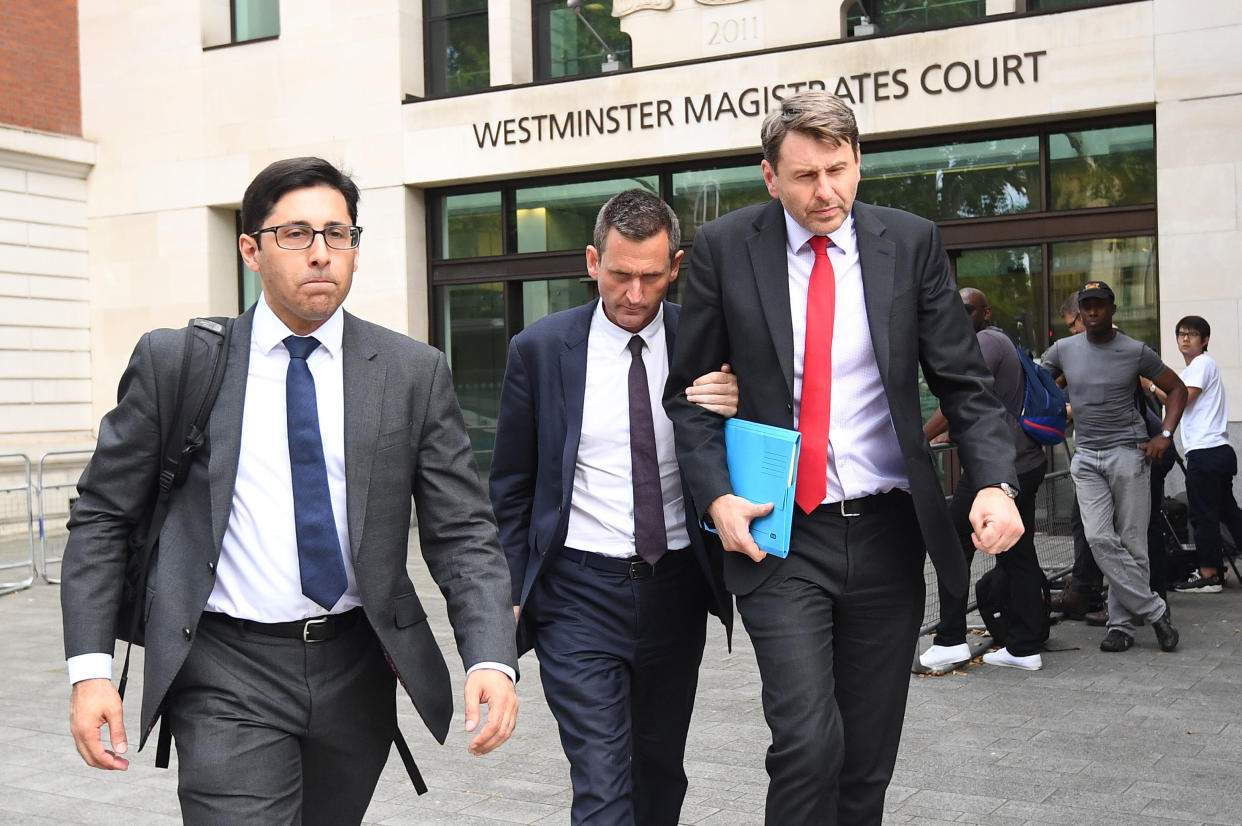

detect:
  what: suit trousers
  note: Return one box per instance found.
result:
[736,493,925,826]
[934,464,1047,656]
[532,547,708,826]
[166,611,397,825]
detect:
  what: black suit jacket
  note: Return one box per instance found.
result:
[489,299,732,655]
[62,306,517,749]
[663,199,1018,597]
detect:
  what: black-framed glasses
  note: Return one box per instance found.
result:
[1176,330,1201,339]
[253,224,363,250]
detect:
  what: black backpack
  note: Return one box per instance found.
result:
[975,566,1051,648]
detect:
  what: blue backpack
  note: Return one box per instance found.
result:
[1014,344,1067,445]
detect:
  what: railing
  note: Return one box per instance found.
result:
[37,451,94,585]
[0,453,36,595]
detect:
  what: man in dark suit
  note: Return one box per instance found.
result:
[664,91,1024,825]
[62,157,518,825]
[489,189,734,825]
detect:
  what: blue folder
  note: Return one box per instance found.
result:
[707,418,800,558]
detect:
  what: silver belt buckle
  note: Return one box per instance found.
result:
[303,616,329,643]
[839,499,862,518]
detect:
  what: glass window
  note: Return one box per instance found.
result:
[534,0,632,80]
[438,191,503,259]
[848,0,985,36]
[233,0,278,42]
[515,177,657,254]
[426,0,490,96]
[1051,236,1158,348]
[955,246,1045,353]
[671,164,769,242]
[862,137,1041,219]
[437,282,507,477]
[1049,124,1155,210]
[522,278,594,328]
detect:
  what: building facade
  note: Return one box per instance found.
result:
[3,0,1239,486]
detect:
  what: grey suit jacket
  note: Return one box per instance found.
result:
[664,199,1018,597]
[62,306,517,749]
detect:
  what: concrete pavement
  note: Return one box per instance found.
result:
[2,547,1241,825]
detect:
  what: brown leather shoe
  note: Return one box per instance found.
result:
[1084,608,1109,627]
[1051,589,1090,620]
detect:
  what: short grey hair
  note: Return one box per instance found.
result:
[761,90,859,171]
[1059,292,1080,319]
[593,188,681,263]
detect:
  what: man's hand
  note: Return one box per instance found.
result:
[707,494,773,562]
[463,669,518,756]
[69,678,129,771]
[1141,434,1172,462]
[968,487,1024,555]
[685,364,738,417]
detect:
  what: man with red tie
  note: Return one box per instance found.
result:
[664,90,1024,825]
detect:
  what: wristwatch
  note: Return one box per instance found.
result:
[991,482,1018,499]
[1160,429,1173,439]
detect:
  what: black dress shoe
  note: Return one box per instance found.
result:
[1152,608,1179,652]
[1099,629,1133,652]
[1050,589,1090,620]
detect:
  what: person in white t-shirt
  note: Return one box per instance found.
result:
[1170,315,1242,593]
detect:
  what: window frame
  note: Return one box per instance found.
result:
[423,0,491,99]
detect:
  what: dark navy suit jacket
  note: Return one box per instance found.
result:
[489,299,732,655]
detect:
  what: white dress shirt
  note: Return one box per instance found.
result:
[564,301,691,558]
[207,297,358,620]
[784,209,908,504]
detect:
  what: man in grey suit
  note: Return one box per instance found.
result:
[62,157,518,825]
[664,91,1024,824]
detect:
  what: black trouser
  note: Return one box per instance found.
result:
[1186,444,1242,572]
[736,492,924,826]
[934,464,1047,656]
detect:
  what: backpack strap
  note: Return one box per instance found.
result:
[117,317,233,702]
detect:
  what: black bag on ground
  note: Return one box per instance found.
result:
[975,566,1051,648]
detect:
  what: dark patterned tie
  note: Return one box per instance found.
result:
[284,335,348,609]
[628,335,668,565]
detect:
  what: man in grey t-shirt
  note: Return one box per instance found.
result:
[1041,280,1187,653]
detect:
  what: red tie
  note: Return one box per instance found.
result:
[795,235,835,514]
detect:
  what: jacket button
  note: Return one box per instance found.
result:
[786,403,793,412]
[207,561,215,573]
[182,627,192,641]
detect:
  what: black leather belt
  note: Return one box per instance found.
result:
[560,546,664,580]
[821,488,910,517]
[201,606,364,642]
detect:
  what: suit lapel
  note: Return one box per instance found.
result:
[208,307,254,553]
[854,203,897,383]
[559,301,594,499]
[747,200,796,396]
[341,313,384,561]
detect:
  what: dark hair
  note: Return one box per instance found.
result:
[240,157,360,242]
[593,188,680,263]
[761,89,859,171]
[1176,315,1211,349]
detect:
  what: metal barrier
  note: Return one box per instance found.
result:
[37,450,94,585]
[0,453,36,595]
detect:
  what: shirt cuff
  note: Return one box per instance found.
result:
[67,653,113,686]
[466,661,516,684]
